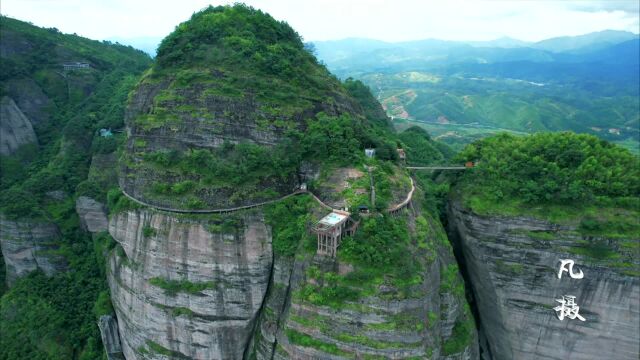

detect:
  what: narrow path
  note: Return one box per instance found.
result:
[387,177,415,213]
[120,171,416,215]
[407,166,467,170]
[120,188,310,214]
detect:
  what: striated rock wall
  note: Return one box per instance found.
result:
[0,217,67,286]
[4,78,54,127]
[447,200,640,360]
[107,208,272,359]
[99,315,125,360]
[76,196,109,233]
[0,96,38,156]
[249,208,478,360]
[247,256,296,359]
[120,71,361,210]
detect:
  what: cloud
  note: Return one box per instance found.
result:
[562,0,640,14]
[1,0,638,45]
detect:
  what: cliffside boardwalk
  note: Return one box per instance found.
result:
[388,177,415,216]
[118,159,469,258]
[120,188,310,214]
[406,161,475,171]
[119,174,417,258]
[406,166,465,170]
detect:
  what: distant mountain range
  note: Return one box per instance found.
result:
[113,29,639,59]
[109,30,639,151]
[311,30,640,152]
[532,30,639,53]
[312,30,639,75]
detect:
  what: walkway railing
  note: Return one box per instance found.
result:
[406,166,467,170]
[387,177,415,214]
[120,188,309,214]
[121,178,415,216]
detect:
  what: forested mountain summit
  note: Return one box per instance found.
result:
[455,132,639,273]
[1,4,638,360]
[120,4,401,210]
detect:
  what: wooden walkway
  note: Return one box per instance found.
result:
[120,177,415,216]
[387,177,415,215]
[120,188,310,214]
[406,166,467,170]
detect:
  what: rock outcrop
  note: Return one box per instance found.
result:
[448,200,640,360]
[249,208,478,360]
[98,315,125,360]
[0,96,37,156]
[0,217,67,286]
[104,6,479,359]
[76,196,109,233]
[107,209,272,359]
[120,75,359,210]
[4,78,54,127]
[75,152,117,233]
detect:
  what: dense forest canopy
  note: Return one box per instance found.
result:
[457,132,640,204]
[154,3,336,95]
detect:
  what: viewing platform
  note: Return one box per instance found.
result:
[313,210,359,257]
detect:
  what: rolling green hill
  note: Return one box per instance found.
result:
[360,71,639,152]
[314,34,640,153]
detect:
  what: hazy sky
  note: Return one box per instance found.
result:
[2,0,639,43]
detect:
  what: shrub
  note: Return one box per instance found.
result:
[148,277,215,296]
[142,226,156,238]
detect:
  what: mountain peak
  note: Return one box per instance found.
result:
[156,4,303,68]
[533,29,639,53]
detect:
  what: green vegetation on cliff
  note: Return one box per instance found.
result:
[0,15,151,218]
[0,231,117,360]
[148,277,216,296]
[456,132,639,270]
[458,132,639,205]
[124,4,405,209]
[398,126,454,165]
[0,16,150,360]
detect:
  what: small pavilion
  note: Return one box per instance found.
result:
[314,210,358,257]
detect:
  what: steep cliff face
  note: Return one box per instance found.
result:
[77,196,109,232]
[0,217,67,286]
[119,6,362,210]
[0,96,38,156]
[3,78,54,127]
[448,200,640,360]
[99,315,126,360]
[248,199,478,360]
[107,208,272,359]
[105,5,478,359]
